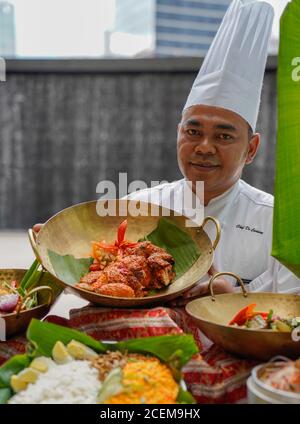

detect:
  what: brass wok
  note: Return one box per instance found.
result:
[0,269,62,338]
[186,272,300,361]
[29,199,220,307]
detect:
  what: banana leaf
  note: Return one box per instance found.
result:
[0,354,31,388]
[48,217,200,285]
[272,0,300,277]
[112,333,198,369]
[177,387,196,404]
[0,354,32,403]
[0,319,198,404]
[142,217,201,279]
[27,319,107,356]
[48,251,93,285]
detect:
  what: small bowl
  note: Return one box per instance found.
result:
[248,360,300,404]
[0,269,63,338]
[186,273,300,360]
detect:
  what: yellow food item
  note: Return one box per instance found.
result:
[275,321,292,332]
[10,375,28,393]
[18,368,39,384]
[104,357,179,404]
[30,356,54,373]
[52,341,72,364]
[67,340,98,360]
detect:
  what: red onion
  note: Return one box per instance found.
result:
[0,293,19,313]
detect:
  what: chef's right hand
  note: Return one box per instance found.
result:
[33,223,44,233]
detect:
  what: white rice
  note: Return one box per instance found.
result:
[8,360,100,404]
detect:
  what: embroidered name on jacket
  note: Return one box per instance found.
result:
[235,224,263,235]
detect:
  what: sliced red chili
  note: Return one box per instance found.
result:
[229,303,257,326]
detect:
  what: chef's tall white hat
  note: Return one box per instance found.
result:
[183,0,274,131]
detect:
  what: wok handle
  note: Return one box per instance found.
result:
[201,216,221,250]
[208,272,248,301]
[28,228,42,264]
[16,286,54,317]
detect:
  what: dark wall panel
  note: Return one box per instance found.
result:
[0,60,277,229]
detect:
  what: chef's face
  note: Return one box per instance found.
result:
[177,105,260,203]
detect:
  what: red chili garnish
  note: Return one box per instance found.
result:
[229,304,270,326]
[229,304,257,326]
[91,220,139,261]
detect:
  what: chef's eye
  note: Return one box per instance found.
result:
[217,133,233,140]
[186,129,199,136]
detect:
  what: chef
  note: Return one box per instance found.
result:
[33,0,300,298]
[125,0,300,298]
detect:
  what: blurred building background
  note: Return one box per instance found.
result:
[155,0,230,56]
[111,0,230,57]
[0,0,287,59]
[0,0,287,231]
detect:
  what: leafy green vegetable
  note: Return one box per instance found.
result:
[142,217,201,279]
[267,309,274,323]
[48,250,93,285]
[16,261,62,309]
[18,260,40,296]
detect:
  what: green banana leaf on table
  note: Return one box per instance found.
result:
[0,319,198,404]
[272,0,300,277]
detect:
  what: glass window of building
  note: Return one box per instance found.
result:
[0,0,289,59]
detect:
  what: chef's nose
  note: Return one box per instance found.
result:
[194,136,216,155]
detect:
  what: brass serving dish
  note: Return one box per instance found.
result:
[29,199,221,307]
[186,272,300,361]
[0,269,62,338]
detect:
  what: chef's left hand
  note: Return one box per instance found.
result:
[168,265,234,307]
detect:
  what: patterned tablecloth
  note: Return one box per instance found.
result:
[0,306,257,404]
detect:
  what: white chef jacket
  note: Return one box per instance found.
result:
[125,178,300,294]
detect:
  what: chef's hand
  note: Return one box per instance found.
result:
[33,223,44,233]
[168,265,234,307]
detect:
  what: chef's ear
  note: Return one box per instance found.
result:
[245,133,260,165]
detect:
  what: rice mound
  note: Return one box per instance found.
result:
[8,360,100,404]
